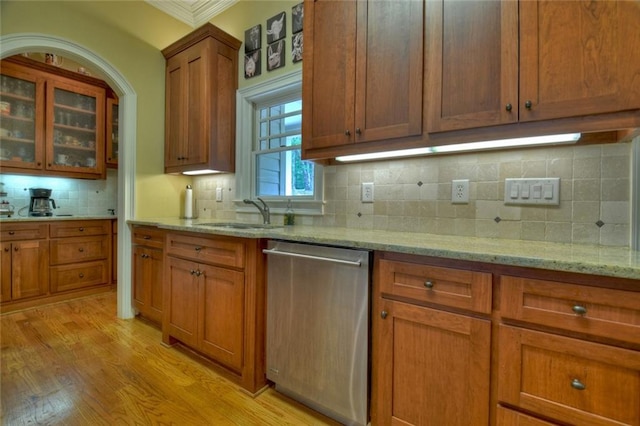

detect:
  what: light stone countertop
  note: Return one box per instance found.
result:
[1,215,116,222]
[128,218,640,281]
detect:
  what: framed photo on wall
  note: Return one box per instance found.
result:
[292,3,303,34]
[244,50,261,78]
[266,11,286,44]
[292,32,303,63]
[244,24,261,53]
[267,39,285,71]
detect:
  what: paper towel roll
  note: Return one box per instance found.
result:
[184,185,193,219]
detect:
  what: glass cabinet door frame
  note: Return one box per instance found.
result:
[0,63,46,171]
[45,75,105,176]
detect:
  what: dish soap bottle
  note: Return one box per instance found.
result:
[284,199,295,226]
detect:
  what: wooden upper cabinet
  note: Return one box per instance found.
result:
[163,24,241,174]
[519,0,640,122]
[426,0,518,132]
[427,0,640,133]
[302,0,423,158]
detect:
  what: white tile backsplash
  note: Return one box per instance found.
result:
[0,169,117,217]
[192,141,632,247]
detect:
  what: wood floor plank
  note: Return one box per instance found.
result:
[1,292,342,425]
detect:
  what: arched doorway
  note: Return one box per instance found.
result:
[1,33,136,318]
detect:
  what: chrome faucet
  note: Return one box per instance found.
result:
[243,197,270,224]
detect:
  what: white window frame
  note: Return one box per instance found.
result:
[235,70,324,216]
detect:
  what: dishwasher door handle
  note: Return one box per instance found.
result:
[262,248,362,267]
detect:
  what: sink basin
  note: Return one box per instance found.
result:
[198,222,282,230]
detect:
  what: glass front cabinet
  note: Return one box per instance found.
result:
[0,58,106,179]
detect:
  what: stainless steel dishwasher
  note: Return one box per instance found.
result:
[264,240,370,426]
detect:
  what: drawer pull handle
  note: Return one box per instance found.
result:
[572,305,587,316]
[8,231,15,235]
[381,310,388,319]
[195,247,202,252]
[79,248,84,252]
[571,379,586,391]
[190,269,197,275]
[143,236,151,240]
[79,273,85,278]
[424,280,434,289]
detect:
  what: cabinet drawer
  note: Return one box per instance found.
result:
[378,259,492,314]
[1,223,48,241]
[50,260,108,293]
[50,236,109,265]
[496,406,558,426]
[132,226,164,248]
[498,325,640,426]
[49,220,110,238]
[166,232,244,269]
[501,276,640,345]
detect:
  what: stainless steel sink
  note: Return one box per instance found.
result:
[198,222,282,230]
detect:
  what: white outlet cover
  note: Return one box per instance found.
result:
[362,182,374,203]
[452,179,469,204]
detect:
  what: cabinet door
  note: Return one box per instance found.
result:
[372,298,491,426]
[199,263,244,372]
[303,0,423,155]
[11,240,49,300]
[0,63,46,171]
[1,242,12,302]
[498,325,640,426]
[164,41,209,171]
[426,0,518,132]
[133,245,163,324]
[519,0,640,122]
[165,256,199,347]
[105,96,118,167]
[45,76,105,177]
[354,0,423,142]
[302,0,357,151]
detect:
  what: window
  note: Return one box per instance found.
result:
[236,70,323,215]
[255,97,314,197]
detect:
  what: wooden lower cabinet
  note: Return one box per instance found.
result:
[132,245,163,324]
[162,231,266,394]
[1,239,49,302]
[373,298,491,425]
[498,325,640,426]
[165,257,244,371]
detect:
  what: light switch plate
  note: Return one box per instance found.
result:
[216,187,223,202]
[504,178,560,205]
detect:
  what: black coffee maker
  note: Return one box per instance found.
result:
[29,188,56,216]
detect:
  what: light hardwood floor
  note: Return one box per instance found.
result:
[1,292,341,425]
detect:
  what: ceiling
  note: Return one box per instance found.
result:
[145,0,238,27]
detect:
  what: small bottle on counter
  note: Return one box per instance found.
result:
[284,199,295,226]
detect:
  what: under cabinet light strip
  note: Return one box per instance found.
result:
[335,133,582,162]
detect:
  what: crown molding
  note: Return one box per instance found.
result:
[146,0,238,27]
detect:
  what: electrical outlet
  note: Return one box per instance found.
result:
[216,187,223,202]
[452,179,469,204]
[362,182,374,203]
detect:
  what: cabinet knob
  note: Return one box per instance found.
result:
[4,247,9,252]
[571,378,586,391]
[37,162,42,166]
[356,128,362,135]
[8,231,15,235]
[78,247,84,252]
[48,163,52,167]
[572,305,587,316]
[424,280,434,289]
[79,273,85,278]
[344,130,351,136]
[194,247,202,252]
[79,227,84,232]
[381,310,388,319]
[524,100,532,109]
[190,269,197,275]
[14,247,18,252]
[505,103,512,112]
